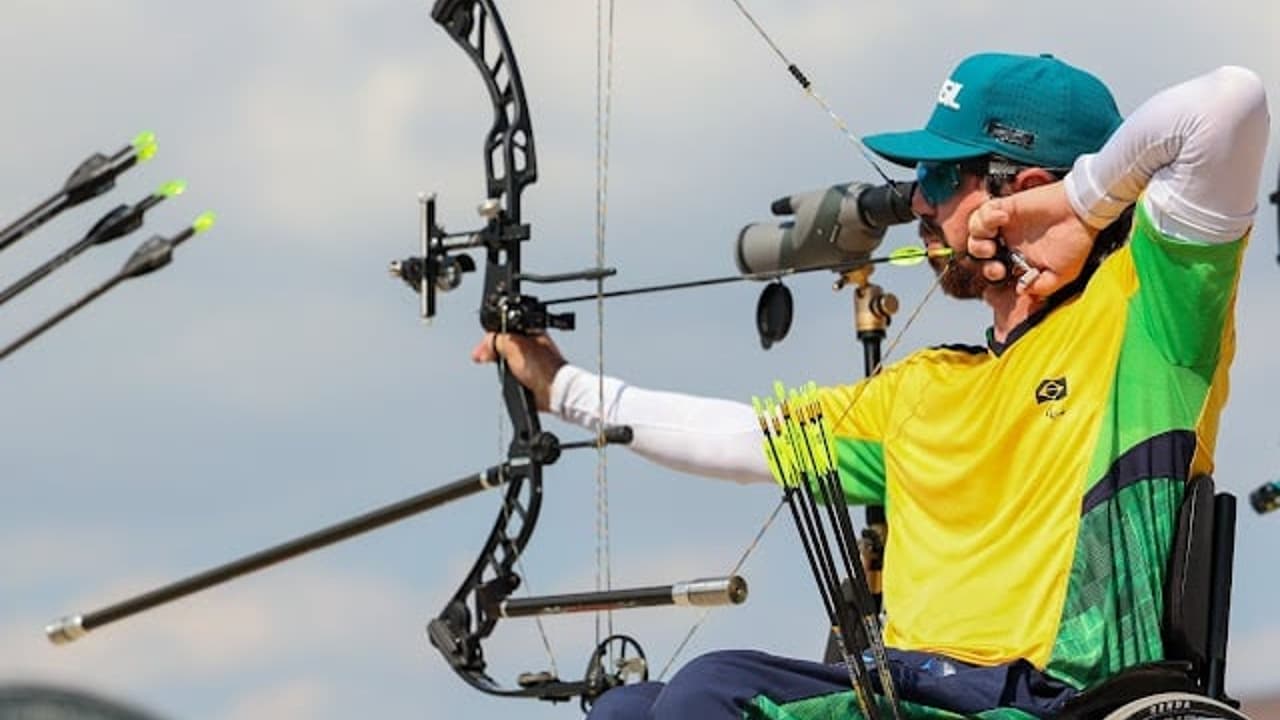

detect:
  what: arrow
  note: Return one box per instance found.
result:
[0,179,186,308]
[0,131,158,253]
[0,211,215,362]
[542,246,954,306]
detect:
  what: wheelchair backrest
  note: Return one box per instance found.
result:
[1162,473,1236,699]
[1163,474,1215,678]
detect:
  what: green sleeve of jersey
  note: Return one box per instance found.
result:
[1128,201,1245,372]
[834,438,886,505]
[818,377,891,505]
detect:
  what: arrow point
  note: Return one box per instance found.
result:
[132,130,158,162]
[192,211,216,234]
[158,179,187,198]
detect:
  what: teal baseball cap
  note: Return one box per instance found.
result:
[863,53,1122,169]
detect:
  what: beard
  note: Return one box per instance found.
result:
[918,218,987,300]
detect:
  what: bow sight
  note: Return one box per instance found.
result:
[390,193,614,333]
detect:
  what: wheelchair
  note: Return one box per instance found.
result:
[823,474,1251,720]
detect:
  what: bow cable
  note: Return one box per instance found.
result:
[656,0,954,680]
[657,497,788,680]
[725,0,901,191]
[722,0,951,420]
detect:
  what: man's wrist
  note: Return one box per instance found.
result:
[548,364,589,417]
[1064,156,1130,230]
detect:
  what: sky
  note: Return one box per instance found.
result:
[0,1,1278,719]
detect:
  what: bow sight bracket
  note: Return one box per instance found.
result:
[389,193,609,333]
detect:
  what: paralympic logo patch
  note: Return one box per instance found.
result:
[1035,377,1068,404]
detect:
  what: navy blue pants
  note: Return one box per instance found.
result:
[586,649,1076,719]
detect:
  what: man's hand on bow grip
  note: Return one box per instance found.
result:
[967,181,1099,297]
[471,332,568,412]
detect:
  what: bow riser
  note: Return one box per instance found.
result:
[426,0,557,700]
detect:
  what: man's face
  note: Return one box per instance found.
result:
[911,166,991,300]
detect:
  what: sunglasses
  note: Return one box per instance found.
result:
[915,160,976,206]
[916,157,1064,207]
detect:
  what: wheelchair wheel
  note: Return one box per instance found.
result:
[1101,692,1251,720]
[0,684,165,720]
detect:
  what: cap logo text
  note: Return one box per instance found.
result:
[986,120,1036,150]
[937,79,964,110]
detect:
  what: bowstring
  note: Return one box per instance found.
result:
[594,0,619,661]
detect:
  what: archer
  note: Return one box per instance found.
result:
[476,53,1271,719]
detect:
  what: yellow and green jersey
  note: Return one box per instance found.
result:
[817,203,1245,690]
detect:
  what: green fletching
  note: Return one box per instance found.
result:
[887,246,929,266]
[812,422,832,474]
[157,179,187,198]
[752,397,783,485]
[132,131,158,162]
[886,245,956,265]
[760,444,783,487]
[192,211,216,234]
[782,398,809,476]
[771,405,799,487]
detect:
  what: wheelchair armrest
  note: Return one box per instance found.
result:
[1056,661,1198,720]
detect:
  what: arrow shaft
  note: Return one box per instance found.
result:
[0,196,70,252]
[0,274,122,362]
[0,237,96,307]
[544,256,899,306]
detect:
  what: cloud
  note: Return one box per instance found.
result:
[222,678,332,720]
[1,565,447,719]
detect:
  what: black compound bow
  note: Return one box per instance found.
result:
[44,0,746,708]
[394,0,744,706]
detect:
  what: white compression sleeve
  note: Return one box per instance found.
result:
[1064,66,1270,242]
[549,364,774,485]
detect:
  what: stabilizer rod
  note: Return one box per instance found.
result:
[47,463,515,645]
[499,576,748,618]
